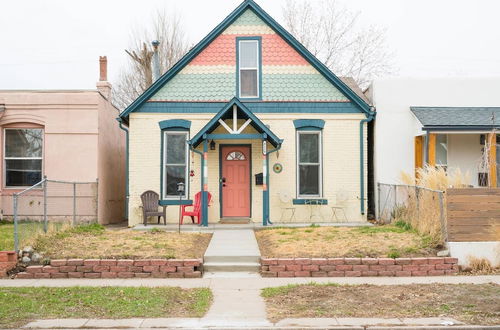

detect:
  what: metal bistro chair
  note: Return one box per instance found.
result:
[331,189,348,222]
[279,191,296,222]
[140,190,167,226]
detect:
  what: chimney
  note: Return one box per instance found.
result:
[99,56,107,81]
[96,56,112,99]
[152,40,161,82]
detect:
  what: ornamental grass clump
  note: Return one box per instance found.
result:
[397,166,470,244]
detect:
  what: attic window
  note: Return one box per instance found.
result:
[238,38,260,98]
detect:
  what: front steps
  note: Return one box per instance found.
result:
[203,230,261,274]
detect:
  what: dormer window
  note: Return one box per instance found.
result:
[238,37,261,99]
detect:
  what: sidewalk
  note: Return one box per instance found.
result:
[24,317,497,329]
[1,275,498,288]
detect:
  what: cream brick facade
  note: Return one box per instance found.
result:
[128,112,368,226]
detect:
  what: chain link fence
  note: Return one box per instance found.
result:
[11,178,98,252]
[377,183,447,243]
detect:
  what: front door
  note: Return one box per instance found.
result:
[221,145,251,217]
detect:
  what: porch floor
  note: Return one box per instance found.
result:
[132,222,372,232]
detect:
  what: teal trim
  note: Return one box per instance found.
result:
[292,199,328,205]
[159,199,193,206]
[202,139,209,227]
[158,119,191,130]
[359,114,375,215]
[188,143,205,226]
[263,143,281,225]
[118,119,129,219]
[189,98,282,148]
[119,1,373,122]
[236,36,262,101]
[294,119,325,130]
[137,102,361,114]
[207,133,263,140]
[219,144,252,219]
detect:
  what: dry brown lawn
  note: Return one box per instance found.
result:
[262,283,500,325]
[255,225,438,258]
[33,225,211,259]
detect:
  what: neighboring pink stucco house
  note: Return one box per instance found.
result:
[0,57,125,224]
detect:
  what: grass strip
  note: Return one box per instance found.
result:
[262,283,500,325]
[0,286,212,328]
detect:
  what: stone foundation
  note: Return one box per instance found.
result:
[261,257,459,277]
[16,258,203,279]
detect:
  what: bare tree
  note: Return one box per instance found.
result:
[282,0,395,88]
[113,9,190,110]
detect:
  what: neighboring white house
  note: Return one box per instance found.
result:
[369,77,500,189]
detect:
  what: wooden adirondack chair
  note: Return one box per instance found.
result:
[140,190,167,226]
[180,191,212,224]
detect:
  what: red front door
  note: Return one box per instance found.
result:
[221,146,251,218]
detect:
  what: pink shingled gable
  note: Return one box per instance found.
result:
[190,34,236,66]
[262,34,308,66]
[188,33,310,67]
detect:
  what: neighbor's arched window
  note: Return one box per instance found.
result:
[226,151,246,161]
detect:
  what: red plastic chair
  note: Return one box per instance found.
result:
[180,191,212,224]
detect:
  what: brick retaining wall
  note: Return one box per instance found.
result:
[0,251,17,277]
[16,258,203,279]
[261,257,459,277]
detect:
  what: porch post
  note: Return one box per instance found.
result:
[427,133,436,166]
[488,133,497,187]
[262,135,269,226]
[202,136,209,227]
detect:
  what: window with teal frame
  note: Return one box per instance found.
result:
[237,37,262,99]
[159,119,191,200]
[162,131,189,199]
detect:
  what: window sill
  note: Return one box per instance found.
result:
[293,199,328,205]
[159,199,193,206]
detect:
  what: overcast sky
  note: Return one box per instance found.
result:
[1,0,499,90]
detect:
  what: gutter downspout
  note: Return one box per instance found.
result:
[118,119,129,220]
[359,111,375,215]
[264,141,283,225]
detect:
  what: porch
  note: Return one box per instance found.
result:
[411,107,500,187]
[187,98,283,227]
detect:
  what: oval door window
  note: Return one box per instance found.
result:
[226,151,246,161]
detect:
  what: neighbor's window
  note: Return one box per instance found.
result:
[238,39,260,98]
[4,128,43,187]
[163,131,188,198]
[435,134,447,170]
[297,131,322,197]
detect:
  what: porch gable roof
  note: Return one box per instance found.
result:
[411,106,500,130]
[189,97,282,148]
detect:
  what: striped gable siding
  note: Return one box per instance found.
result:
[150,9,349,102]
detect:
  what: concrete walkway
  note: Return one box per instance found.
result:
[3,275,499,329]
[203,229,261,272]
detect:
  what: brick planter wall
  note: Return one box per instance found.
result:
[261,257,459,277]
[16,258,203,279]
[0,251,17,277]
